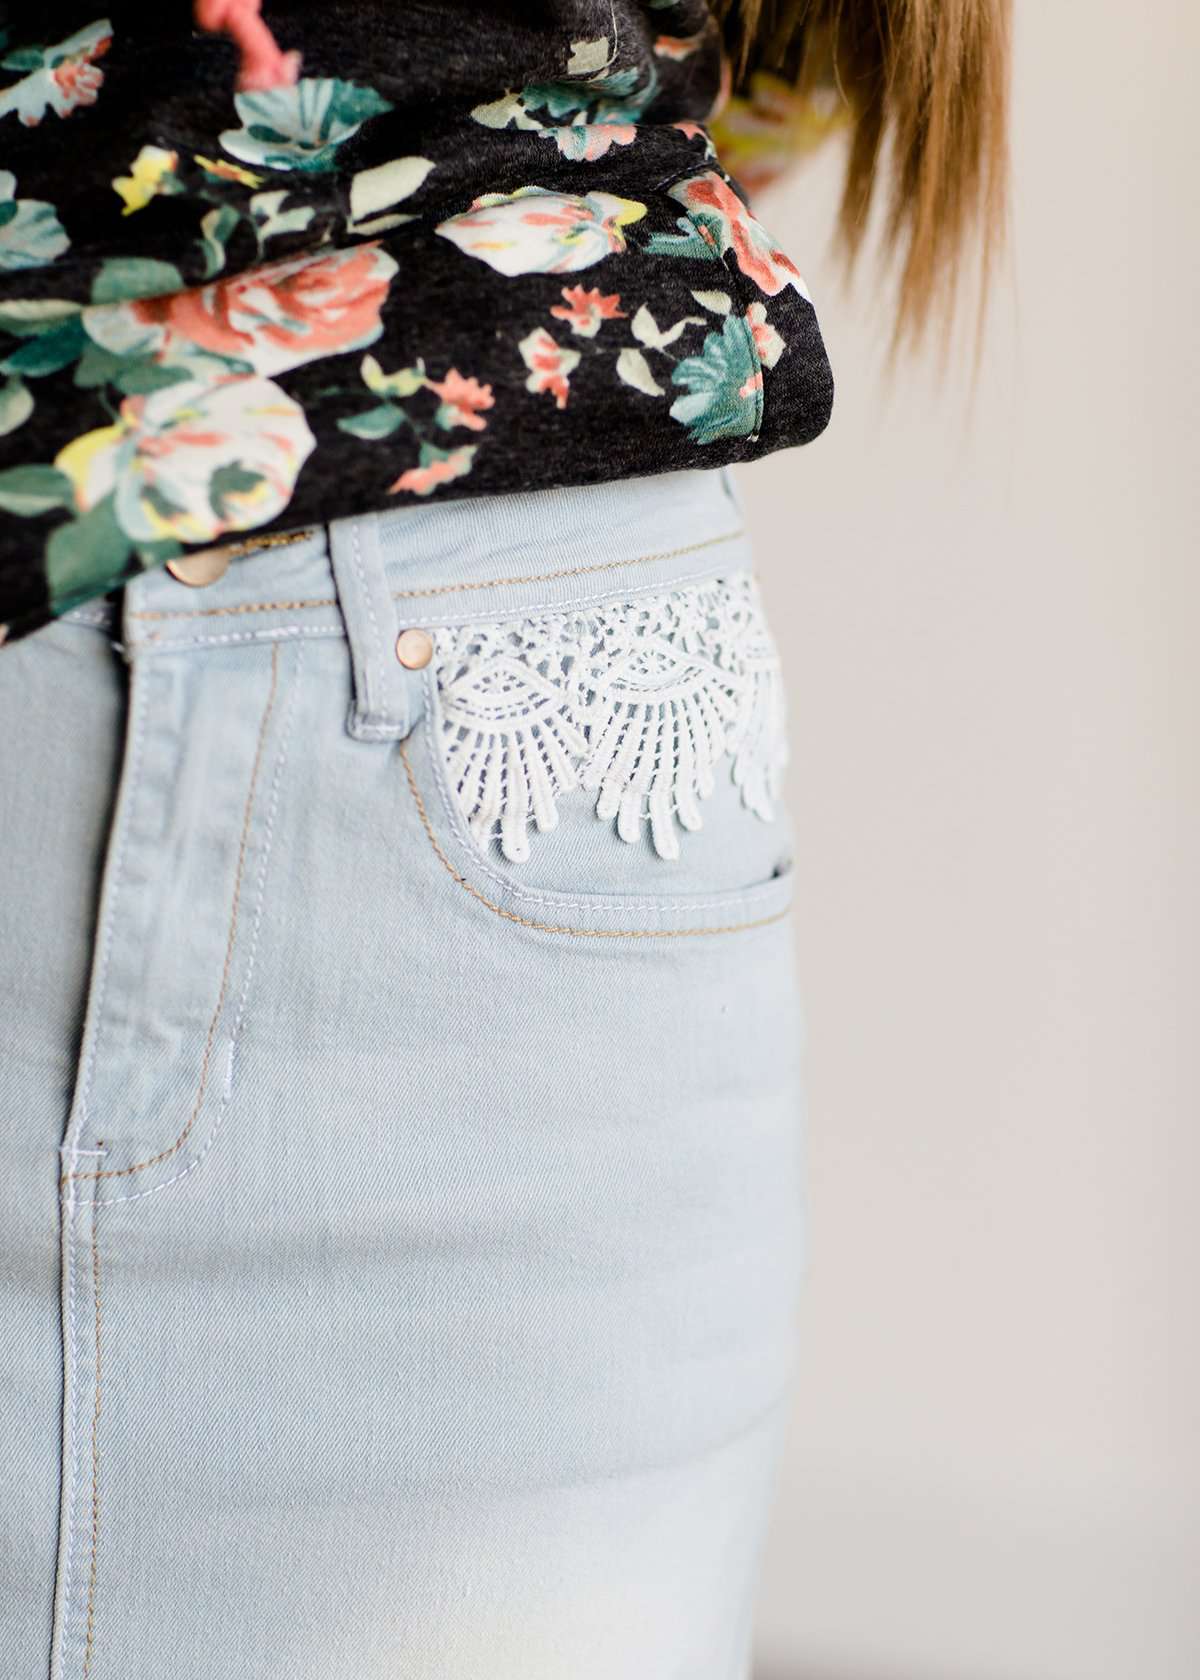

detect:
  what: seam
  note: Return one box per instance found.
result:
[388,527,745,600]
[350,520,383,720]
[80,1205,102,1680]
[128,596,337,621]
[120,528,746,621]
[62,642,284,1190]
[56,1159,82,1679]
[124,559,751,650]
[121,529,321,617]
[92,638,304,1209]
[732,303,766,441]
[394,558,752,634]
[669,176,766,443]
[399,738,789,940]
[129,624,340,651]
[417,666,784,916]
[66,649,153,1174]
[60,607,117,628]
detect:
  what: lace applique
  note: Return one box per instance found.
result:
[431,572,787,862]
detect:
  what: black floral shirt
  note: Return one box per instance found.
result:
[0,1,835,646]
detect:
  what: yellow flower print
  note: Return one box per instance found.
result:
[112,145,179,216]
[361,354,425,398]
[708,72,849,198]
[195,155,266,189]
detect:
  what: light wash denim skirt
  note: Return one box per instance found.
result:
[1,465,808,1680]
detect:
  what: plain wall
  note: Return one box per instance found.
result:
[737,2,1198,1676]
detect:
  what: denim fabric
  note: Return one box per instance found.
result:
[0,465,809,1680]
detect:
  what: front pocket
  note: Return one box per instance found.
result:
[401,567,796,938]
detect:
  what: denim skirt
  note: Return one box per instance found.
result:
[0,465,809,1680]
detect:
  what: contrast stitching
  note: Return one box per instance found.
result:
[65,653,153,1177]
[93,640,304,1209]
[418,668,784,915]
[394,560,752,634]
[183,526,318,559]
[399,739,789,940]
[120,528,747,621]
[124,529,320,617]
[389,527,745,599]
[124,560,751,650]
[62,642,284,1189]
[52,1150,107,1678]
[56,1160,82,1679]
[349,520,383,720]
[80,1205,103,1679]
[128,596,337,621]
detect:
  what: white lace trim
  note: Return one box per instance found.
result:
[431,572,787,862]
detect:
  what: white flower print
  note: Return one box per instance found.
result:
[0,171,70,271]
[0,19,112,127]
[54,376,316,545]
[436,187,647,277]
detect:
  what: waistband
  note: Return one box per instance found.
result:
[58,465,753,741]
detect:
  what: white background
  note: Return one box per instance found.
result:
[738,2,1198,1675]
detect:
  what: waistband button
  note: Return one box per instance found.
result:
[165,547,233,587]
[395,627,434,670]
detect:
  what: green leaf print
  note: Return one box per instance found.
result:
[209,464,267,521]
[73,341,128,389]
[0,48,45,73]
[45,495,134,612]
[644,216,721,264]
[337,404,406,439]
[0,171,70,271]
[0,376,32,435]
[113,360,193,396]
[0,298,82,336]
[0,462,74,515]
[669,315,762,445]
[198,204,241,279]
[0,313,86,377]
[92,257,186,304]
[221,78,394,174]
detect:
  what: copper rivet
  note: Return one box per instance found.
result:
[165,548,233,587]
[395,627,434,670]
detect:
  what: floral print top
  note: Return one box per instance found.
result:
[0,1,835,646]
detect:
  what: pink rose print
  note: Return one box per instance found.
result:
[84,245,399,377]
[745,301,785,368]
[518,327,580,409]
[552,123,637,162]
[52,50,108,113]
[549,285,627,338]
[425,369,494,431]
[654,34,704,61]
[669,170,810,299]
[389,445,477,495]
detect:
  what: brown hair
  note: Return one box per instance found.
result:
[710,0,1012,352]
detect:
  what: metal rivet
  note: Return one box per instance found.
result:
[395,627,434,670]
[165,547,234,587]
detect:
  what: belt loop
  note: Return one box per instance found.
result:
[718,464,747,524]
[327,511,413,741]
